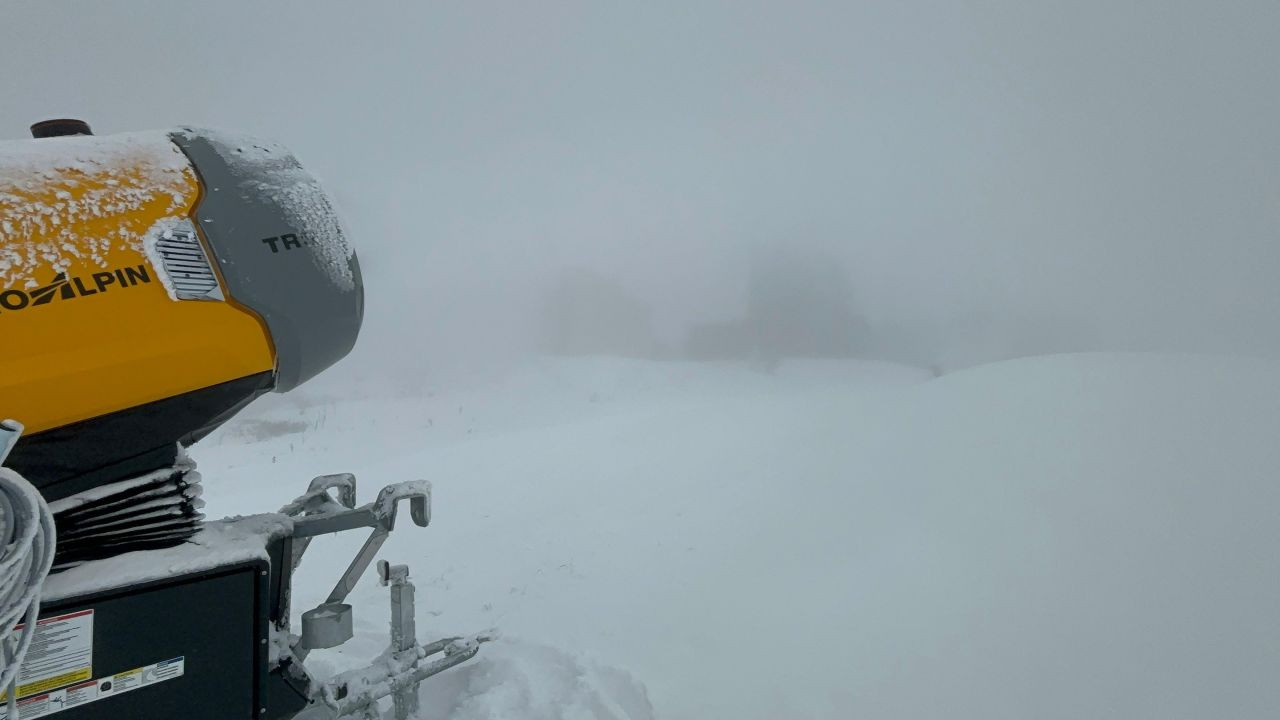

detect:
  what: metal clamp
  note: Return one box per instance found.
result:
[281,473,358,516]
[0,419,23,466]
[284,478,430,540]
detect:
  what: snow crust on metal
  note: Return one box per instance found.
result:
[0,130,191,289]
[42,513,293,602]
[46,460,194,515]
[179,128,357,293]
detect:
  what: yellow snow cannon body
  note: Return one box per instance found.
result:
[0,120,363,500]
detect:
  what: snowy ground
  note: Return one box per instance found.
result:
[196,354,1279,719]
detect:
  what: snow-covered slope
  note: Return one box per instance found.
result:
[198,354,1279,719]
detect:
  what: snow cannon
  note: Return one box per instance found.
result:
[0,123,364,501]
[0,123,485,720]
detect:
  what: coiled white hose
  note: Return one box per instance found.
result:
[0,420,56,719]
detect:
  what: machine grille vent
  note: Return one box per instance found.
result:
[152,221,224,301]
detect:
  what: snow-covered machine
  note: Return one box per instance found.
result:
[0,120,485,719]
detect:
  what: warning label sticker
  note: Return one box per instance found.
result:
[0,657,184,720]
[0,610,93,702]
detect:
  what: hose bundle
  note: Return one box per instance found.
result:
[0,421,57,719]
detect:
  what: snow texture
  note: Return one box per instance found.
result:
[0,131,191,288]
[73,353,1278,718]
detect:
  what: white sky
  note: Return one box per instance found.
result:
[4,0,1278,370]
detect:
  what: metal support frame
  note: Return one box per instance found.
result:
[318,635,489,719]
[282,475,431,660]
[277,473,487,718]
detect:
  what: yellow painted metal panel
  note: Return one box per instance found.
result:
[0,133,275,433]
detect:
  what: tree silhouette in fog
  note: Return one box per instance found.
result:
[746,248,866,361]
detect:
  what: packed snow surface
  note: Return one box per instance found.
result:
[194,354,1279,719]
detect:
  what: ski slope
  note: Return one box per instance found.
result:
[197,354,1280,719]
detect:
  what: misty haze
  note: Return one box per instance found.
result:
[1,2,1277,719]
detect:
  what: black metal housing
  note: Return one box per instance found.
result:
[38,559,268,720]
[34,530,313,720]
